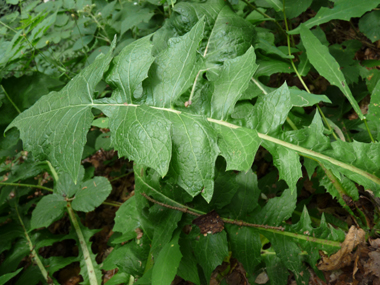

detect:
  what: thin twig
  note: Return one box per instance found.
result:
[15,204,55,284]
[141,193,285,231]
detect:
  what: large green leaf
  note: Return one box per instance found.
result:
[5,39,116,183]
[289,0,380,34]
[300,25,364,120]
[146,19,205,107]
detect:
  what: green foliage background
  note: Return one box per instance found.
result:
[1,0,380,284]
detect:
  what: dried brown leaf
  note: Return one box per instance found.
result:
[318,226,365,271]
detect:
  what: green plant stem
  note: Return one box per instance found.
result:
[0,182,55,192]
[1,85,21,114]
[14,204,54,284]
[66,202,98,285]
[0,182,122,207]
[88,14,111,44]
[44,161,59,182]
[109,171,133,182]
[286,116,298,130]
[281,3,339,141]
[0,20,17,33]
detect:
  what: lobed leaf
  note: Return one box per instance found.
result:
[5,39,116,183]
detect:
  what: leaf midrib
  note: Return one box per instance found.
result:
[11,102,380,187]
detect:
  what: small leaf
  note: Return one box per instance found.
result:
[106,36,155,104]
[213,123,261,172]
[226,225,261,274]
[204,6,255,70]
[152,231,182,285]
[31,194,66,229]
[289,88,331,107]
[263,254,289,285]
[228,169,260,219]
[284,0,312,19]
[254,189,297,226]
[177,237,201,285]
[300,25,364,120]
[359,11,380,43]
[193,231,228,282]
[150,205,183,254]
[71,176,112,212]
[113,196,140,239]
[263,0,282,12]
[92,117,109,128]
[103,235,150,277]
[249,82,292,134]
